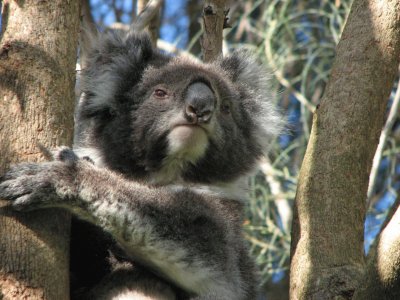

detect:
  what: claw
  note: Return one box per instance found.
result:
[0,150,78,211]
[0,177,33,200]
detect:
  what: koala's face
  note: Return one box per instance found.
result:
[129,60,248,184]
[76,32,283,185]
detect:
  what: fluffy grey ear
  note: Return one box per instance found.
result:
[78,29,153,118]
[219,50,270,91]
[219,50,285,153]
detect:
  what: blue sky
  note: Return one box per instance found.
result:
[91,0,189,48]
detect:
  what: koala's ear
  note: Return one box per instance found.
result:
[84,29,153,69]
[219,50,270,93]
[219,50,284,152]
[79,22,153,70]
[79,29,153,118]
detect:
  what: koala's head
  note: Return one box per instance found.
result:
[75,30,283,185]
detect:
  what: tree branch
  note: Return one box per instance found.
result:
[290,0,400,298]
[80,0,98,69]
[353,196,400,299]
[132,0,163,46]
[200,0,228,62]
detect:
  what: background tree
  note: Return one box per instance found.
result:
[290,0,400,298]
[0,1,80,299]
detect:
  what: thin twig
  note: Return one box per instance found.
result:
[131,0,163,32]
[367,77,400,206]
[259,157,293,233]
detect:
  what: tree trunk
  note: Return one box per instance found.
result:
[201,0,227,62]
[289,0,400,299]
[0,1,80,299]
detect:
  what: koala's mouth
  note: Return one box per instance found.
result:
[146,124,209,185]
[169,124,208,146]
[166,125,209,160]
[173,123,207,134]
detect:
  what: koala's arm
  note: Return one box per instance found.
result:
[0,149,253,299]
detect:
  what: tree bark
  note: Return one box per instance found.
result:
[201,0,227,62]
[0,1,80,299]
[352,197,400,299]
[289,0,400,299]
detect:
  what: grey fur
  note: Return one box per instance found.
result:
[0,29,283,299]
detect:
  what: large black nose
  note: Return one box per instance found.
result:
[184,82,215,124]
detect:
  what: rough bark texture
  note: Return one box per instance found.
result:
[0,1,80,299]
[352,198,400,299]
[289,0,400,299]
[201,0,227,62]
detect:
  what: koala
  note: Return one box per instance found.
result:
[0,29,283,300]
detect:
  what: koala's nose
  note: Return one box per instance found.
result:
[184,82,215,124]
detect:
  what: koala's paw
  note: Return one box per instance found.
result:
[0,147,79,211]
[52,146,79,164]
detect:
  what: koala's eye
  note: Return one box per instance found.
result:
[221,104,231,114]
[154,89,168,99]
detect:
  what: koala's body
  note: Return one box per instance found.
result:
[0,29,283,299]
